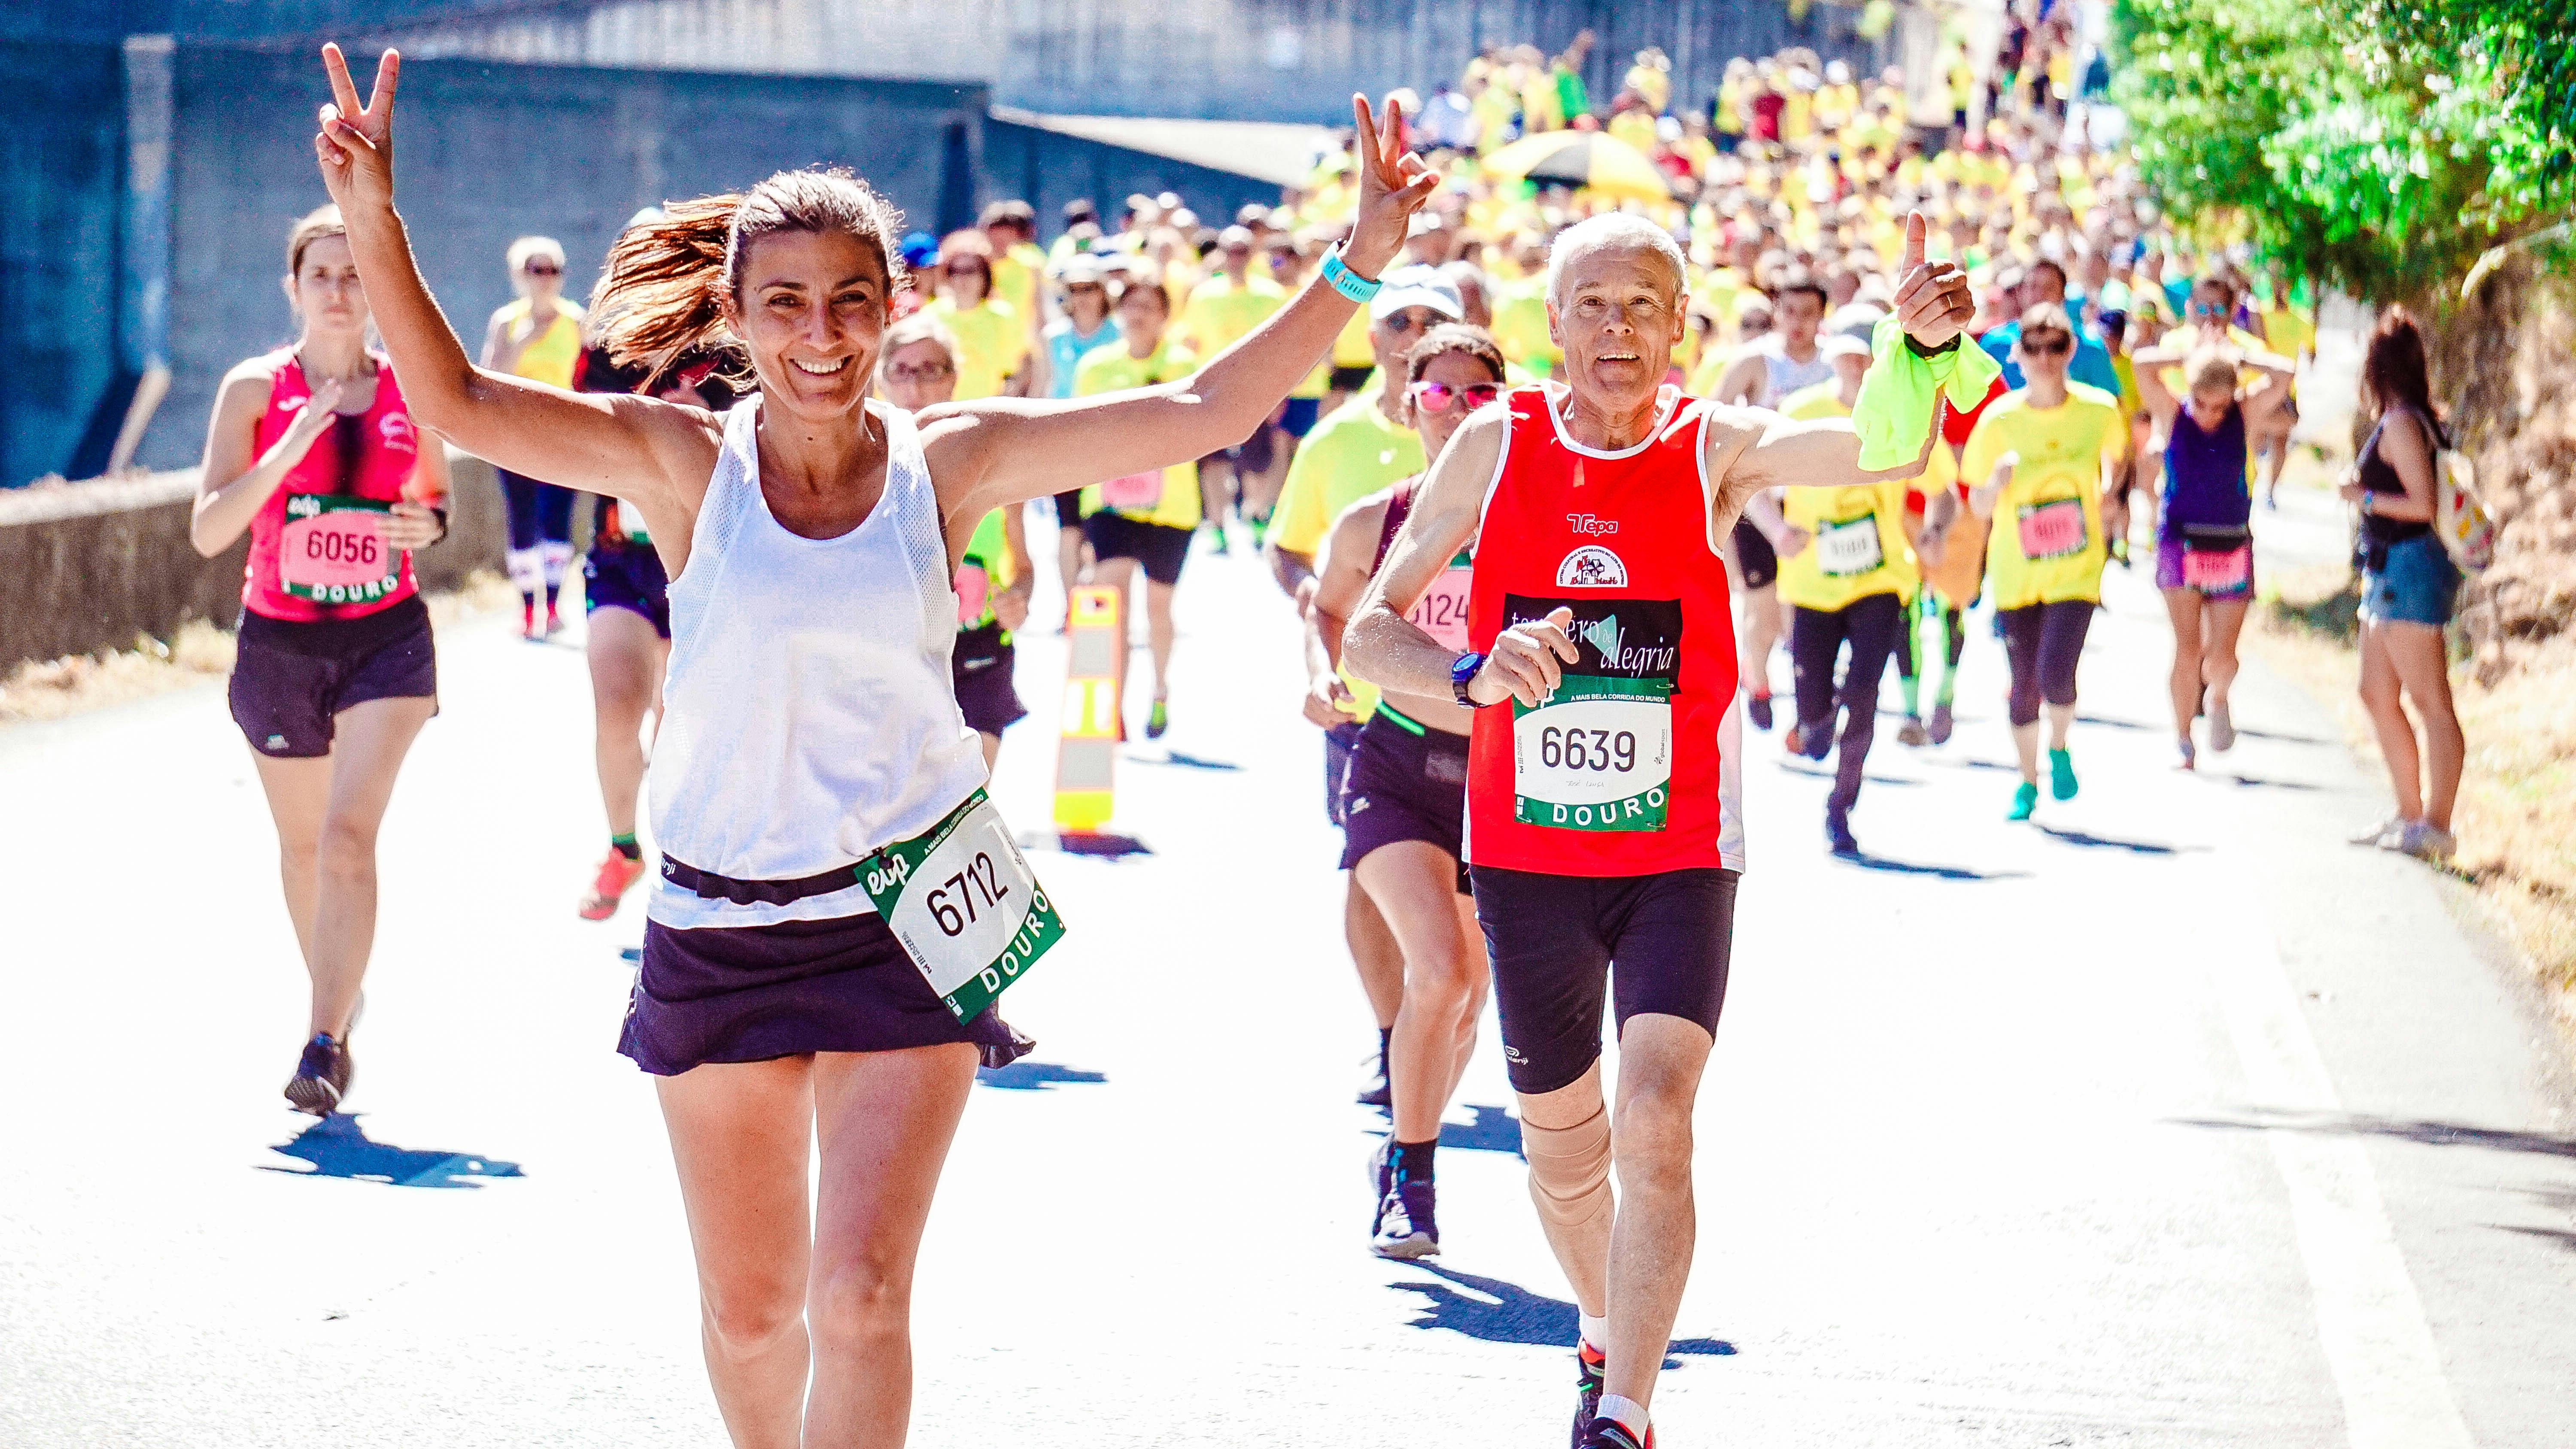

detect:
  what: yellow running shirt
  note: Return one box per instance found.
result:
[1272,391,1424,559]
[1175,273,1287,359]
[1488,277,1560,378]
[1074,343,1201,530]
[1961,384,2126,610]
[1331,306,1378,370]
[497,297,586,388]
[1776,383,1918,610]
[928,295,1028,400]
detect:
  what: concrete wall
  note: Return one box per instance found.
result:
[382,0,1893,125]
[143,46,989,471]
[0,40,128,490]
[0,448,511,672]
[981,120,1282,242]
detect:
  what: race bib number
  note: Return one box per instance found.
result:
[279,494,401,604]
[1502,594,1682,832]
[1408,563,1473,651]
[955,560,991,627]
[2183,543,2252,591]
[2015,498,2088,561]
[859,790,1066,1022]
[1100,470,1162,510]
[1813,515,1885,577]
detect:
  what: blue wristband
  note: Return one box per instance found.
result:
[1321,249,1382,305]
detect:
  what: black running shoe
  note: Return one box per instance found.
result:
[1825,801,1859,856]
[1370,1177,1439,1259]
[1568,1341,1607,1449]
[283,1032,352,1116]
[1356,1049,1391,1107]
[1578,1416,1651,1449]
[1746,692,1774,731]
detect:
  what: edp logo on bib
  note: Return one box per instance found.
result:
[1556,545,1628,588]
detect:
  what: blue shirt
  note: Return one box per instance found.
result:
[1045,318,1121,400]
[1981,321,2122,396]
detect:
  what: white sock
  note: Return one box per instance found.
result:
[1579,1313,1610,1352]
[1599,1393,1649,1437]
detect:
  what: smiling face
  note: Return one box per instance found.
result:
[1547,242,1684,415]
[720,229,892,422]
[286,234,369,340]
[878,336,957,412]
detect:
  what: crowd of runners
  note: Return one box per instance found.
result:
[173,24,2485,1448]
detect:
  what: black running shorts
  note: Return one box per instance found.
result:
[229,596,438,759]
[1468,865,1739,1095]
[1337,708,1469,894]
[1082,511,1192,587]
[1731,517,1779,591]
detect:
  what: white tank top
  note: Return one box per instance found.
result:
[1757,336,1836,405]
[647,397,986,929]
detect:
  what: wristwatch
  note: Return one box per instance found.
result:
[1451,651,1488,707]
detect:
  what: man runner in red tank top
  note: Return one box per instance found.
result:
[1345,211,1974,1449]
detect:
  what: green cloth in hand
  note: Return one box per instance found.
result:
[1851,317,2002,471]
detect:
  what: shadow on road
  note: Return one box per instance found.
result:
[1832,851,2027,881]
[1361,1104,1528,1158]
[2035,825,2198,856]
[976,1060,1108,1091]
[1391,1264,1735,1363]
[1129,751,1242,772]
[2502,1226,2576,1254]
[262,1114,525,1190]
[1774,762,1922,788]
[2175,1109,2576,1159]
[2221,773,2324,792]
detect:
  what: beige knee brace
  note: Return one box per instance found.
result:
[1521,1103,1614,1230]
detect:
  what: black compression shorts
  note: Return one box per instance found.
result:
[1469,865,1739,1095]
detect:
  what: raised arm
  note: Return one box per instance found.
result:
[919,94,1437,529]
[193,362,332,556]
[312,47,712,526]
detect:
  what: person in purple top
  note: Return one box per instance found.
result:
[2129,336,2294,768]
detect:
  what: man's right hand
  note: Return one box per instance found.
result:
[1473,606,1580,708]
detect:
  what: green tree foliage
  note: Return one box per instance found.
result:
[2113,0,2574,301]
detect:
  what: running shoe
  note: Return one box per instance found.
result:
[1570,1341,1607,1449]
[1788,720,1829,762]
[1370,1178,1439,1259]
[1897,714,1929,747]
[1577,1416,1652,1449]
[1825,801,1859,857]
[2176,734,2197,771]
[580,849,648,921]
[1145,698,1170,739]
[2387,819,2457,861]
[1357,1049,1391,1107]
[1206,523,1231,556]
[2348,816,2403,847]
[1248,514,1270,549]
[2008,780,2039,822]
[1928,701,1955,745]
[283,1032,352,1116]
[2048,746,2079,800]
[2208,699,2237,752]
[1745,691,1774,731]
[544,606,566,638]
[1368,1135,1394,1203]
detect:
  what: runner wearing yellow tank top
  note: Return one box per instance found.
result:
[1075,278,1200,740]
[480,236,586,636]
[1740,340,1920,853]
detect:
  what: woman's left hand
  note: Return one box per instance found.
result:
[386,501,444,550]
[1340,94,1442,279]
[2336,481,2366,504]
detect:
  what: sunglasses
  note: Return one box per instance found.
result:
[1408,380,1501,413]
[1378,309,1442,336]
[887,362,955,382]
[2022,336,2072,357]
[944,263,988,278]
[522,264,562,277]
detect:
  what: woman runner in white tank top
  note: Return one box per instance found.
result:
[311,46,1435,1445]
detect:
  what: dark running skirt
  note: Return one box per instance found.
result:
[619,911,1030,1076]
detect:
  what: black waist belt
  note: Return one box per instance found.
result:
[659,855,863,906]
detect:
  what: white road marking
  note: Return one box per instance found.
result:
[2200,858,2475,1449]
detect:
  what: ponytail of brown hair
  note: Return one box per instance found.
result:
[589,170,909,384]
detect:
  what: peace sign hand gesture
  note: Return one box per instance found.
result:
[313,44,401,214]
[1340,93,1443,279]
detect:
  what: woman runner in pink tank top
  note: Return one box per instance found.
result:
[191,203,451,1116]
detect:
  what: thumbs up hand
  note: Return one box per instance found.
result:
[1892,211,1975,352]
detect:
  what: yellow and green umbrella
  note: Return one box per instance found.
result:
[1480,130,1674,204]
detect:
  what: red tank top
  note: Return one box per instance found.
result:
[243,349,433,622]
[1464,385,1744,875]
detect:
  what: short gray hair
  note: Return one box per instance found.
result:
[1545,215,1687,309]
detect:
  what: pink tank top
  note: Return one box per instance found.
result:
[242,350,434,622]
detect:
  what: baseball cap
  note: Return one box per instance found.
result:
[1820,333,1871,361]
[1368,265,1464,323]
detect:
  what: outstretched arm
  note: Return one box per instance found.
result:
[920,94,1438,534]
[312,46,714,533]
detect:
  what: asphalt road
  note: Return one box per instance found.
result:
[4,516,2572,1448]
